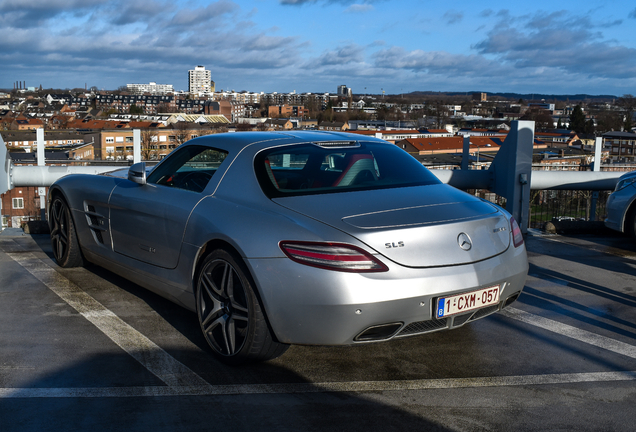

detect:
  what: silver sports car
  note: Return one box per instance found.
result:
[48,131,528,364]
[605,170,636,237]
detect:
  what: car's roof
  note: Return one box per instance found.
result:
[185,131,388,153]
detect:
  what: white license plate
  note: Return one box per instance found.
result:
[436,285,500,318]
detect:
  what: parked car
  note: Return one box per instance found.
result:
[47,131,528,364]
[605,170,636,237]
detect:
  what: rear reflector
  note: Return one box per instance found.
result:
[511,217,524,248]
[279,241,388,272]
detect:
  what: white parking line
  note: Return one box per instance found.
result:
[7,252,211,389]
[500,307,636,359]
[4,248,636,399]
[1,370,635,398]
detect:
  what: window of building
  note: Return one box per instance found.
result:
[105,137,115,143]
[12,198,24,209]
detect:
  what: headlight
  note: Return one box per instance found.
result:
[615,176,636,192]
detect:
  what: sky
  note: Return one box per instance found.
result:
[1,0,636,96]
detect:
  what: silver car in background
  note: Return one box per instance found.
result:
[605,170,636,237]
[48,131,528,365]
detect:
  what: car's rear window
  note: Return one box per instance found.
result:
[255,142,441,198]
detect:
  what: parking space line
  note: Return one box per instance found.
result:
[6,247,636,400]
[7,252,211,390]
[501,307,636,359]
[1,370,635,398]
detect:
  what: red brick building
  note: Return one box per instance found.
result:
[1,187,43,229]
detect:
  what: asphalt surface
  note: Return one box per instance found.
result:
[1,229,635,432]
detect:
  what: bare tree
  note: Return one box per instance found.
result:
[140,129,158,160]
[172,121,191,146]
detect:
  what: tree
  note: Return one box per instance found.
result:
[129,104,144,115]
[521,107,554,131]
[172,121,191,146]
[569,105,586,133]
[595,110,623,133]
[140,129,158,160]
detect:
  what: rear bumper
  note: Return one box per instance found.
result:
[248,243,528,345]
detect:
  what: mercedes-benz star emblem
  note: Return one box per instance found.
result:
[457,233,472,251]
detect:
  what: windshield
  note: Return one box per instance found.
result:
[255,142,441,198]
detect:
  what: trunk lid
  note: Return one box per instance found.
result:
[273,184,511,267]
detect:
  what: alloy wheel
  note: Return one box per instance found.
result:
[197,258,250,357]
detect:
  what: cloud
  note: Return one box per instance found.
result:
[168,0,239,27]
[372,46,499,77]
[105,0,173,26]
[345,4,374,13]
[443,10,463,25]
[280,0,383,6]
[0,0,107,28]
[309,44,365,67]
[472,10,636,79]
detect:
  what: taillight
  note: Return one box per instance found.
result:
[511,217,524,248]
[279,241,388,272]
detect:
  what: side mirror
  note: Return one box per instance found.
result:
[128,162,147,185]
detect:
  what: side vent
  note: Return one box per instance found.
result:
[84,204,107,245]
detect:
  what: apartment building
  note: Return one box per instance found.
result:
[188,66,213,94]
[127,82,174,95]
[604,131,636,162]
[0,130,85,150]
[268,104,307,118]
[80,125,222,161]
[94,94,176,114]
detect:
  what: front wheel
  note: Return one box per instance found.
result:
[49,196,84,268]
[195,249,288,365]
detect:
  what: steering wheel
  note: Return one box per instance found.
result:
[179,171,213,192]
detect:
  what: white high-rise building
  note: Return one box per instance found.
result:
[188,65,212,94]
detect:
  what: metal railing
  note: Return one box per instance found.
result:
[1,123,631,234]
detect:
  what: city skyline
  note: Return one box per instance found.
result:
[1,0,635,96]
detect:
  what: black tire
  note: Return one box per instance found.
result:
[195,249,289,365]
[49,196,84,268]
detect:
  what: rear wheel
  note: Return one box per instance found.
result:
[49,196,84,268]
[195,249,288,365]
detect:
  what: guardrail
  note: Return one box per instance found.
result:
[1,122,627,233]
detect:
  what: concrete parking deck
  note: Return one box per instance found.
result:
[0,230,635,432]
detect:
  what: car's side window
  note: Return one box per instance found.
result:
[146,145,228,193]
